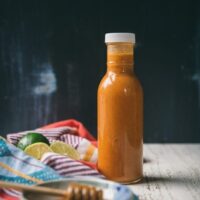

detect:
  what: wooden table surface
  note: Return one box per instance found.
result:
[129,144,200,200]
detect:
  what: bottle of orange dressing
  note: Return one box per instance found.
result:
[98,33,143,183]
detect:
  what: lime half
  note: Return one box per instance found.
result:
[24,142,53,160]
[50,141,80,160]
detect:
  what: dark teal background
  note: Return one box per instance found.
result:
[0,0,199,142]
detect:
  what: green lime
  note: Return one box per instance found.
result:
[17,132,50,150]
[24,142,53,160]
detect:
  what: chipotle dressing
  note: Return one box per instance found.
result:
[98,33,143,183]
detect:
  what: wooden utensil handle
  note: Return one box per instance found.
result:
[0,181,66,196]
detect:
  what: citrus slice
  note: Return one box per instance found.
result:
[0,136,6,141]
[24,142,53,160]
[50,141,80,160]
[17,132,50,150]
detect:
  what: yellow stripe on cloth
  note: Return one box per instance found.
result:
[0,162,43,184]
[82,144,95,162]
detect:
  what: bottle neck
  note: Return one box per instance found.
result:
[106,43,134,73]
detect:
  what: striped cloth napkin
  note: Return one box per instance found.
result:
[0,119,103,199]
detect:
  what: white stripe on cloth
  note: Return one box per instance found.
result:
[41,153,104,179]
[60,134,83,148]
[2,189,21,197]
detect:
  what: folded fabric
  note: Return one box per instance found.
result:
[0,138,62,199]
[0,119,103,199]
[7,126,98,164]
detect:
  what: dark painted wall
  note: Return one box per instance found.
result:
[0,0,199,142]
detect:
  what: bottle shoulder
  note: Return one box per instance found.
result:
[98,72,143,96]
[98,72,142,89]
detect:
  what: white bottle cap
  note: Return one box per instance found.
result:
[105,33,135,43]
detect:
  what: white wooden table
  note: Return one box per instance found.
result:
[129,144,200,200]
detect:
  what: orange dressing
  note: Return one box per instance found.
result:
[98,41,143,183]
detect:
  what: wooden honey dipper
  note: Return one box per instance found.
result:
[0,181,103,200]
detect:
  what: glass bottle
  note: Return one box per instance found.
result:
[98,33,143,183]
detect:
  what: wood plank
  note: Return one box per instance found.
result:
[129,144,200,200]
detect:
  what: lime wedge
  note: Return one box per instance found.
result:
[24,142,53,160]
[50,141,80,160]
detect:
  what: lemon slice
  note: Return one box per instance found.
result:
[24,142,53,160]
[50,141,80,160]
